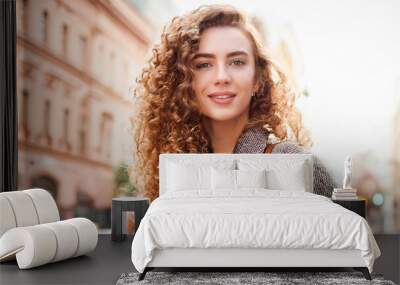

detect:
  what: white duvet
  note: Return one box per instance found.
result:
[131,190,380,273]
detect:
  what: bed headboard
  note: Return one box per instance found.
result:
[159,153,314,195]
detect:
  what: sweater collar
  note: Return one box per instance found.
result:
[207,127,269,153]
[233,127,269,153]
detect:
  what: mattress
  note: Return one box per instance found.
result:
[131,189,380,273]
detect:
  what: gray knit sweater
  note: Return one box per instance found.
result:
[231,127,336,197]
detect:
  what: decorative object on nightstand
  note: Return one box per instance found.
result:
[111,197,149,242]
[332,156,358,200]
[332,188,358,200]
[332,198,366,218]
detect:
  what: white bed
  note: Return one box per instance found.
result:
[131,154,381,281]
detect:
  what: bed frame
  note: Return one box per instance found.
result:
[139,248,371,280]
[138,154,372,281]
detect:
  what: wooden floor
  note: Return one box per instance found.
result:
[0,234,398,285]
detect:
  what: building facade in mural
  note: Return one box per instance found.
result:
[16,0,153,227]
[250,16,306,99]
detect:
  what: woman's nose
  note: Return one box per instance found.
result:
[214,64,231,85]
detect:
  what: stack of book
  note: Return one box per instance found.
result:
[332,188,358,200]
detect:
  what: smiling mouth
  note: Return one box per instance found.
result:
[208,92,236,104]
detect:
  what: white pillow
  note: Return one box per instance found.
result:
[266,167,306,191]
[211,168,236,190]
[238,158,308,192]
[167,162,211,191]
[236,169,267,189]
[211,169,268,190]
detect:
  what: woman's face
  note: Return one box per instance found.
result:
[191,26,257,122]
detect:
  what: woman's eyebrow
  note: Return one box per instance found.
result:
[227,51,249,57]
[193,53,215,60]
[193,50,249,60]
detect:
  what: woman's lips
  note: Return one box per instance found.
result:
[207,92,236,105]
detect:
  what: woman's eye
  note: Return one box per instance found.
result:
[195,62,211,69]
[231,59,245,66]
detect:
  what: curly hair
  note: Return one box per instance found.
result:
[130,5,311,201]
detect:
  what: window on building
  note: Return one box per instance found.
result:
[79,115,87,155]
[97,112,113,160]
[22,0,29,35]
[42,10,49,44]
[97,44,104,78]
[44,99,52,145]
[62,23,69,57]
[63,108,70,150]
[21,89,30,138]
[97,115,105,154]
[109,52,115,86]
[80,35,88,68]
[103,117,113,160]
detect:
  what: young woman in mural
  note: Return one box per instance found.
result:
[131,5,335,201]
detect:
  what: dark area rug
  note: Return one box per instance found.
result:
[116,271,396,285]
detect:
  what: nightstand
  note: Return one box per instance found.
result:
[111,197,149,242]
[332,198,366,218]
